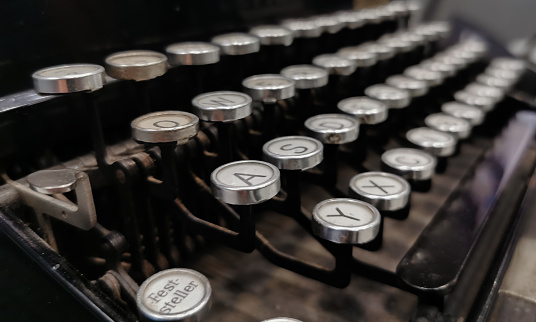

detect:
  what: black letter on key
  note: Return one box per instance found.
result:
[234,173,267,186]
[280,144,308,154]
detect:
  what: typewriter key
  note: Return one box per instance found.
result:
[249,25,294,46]
[211,160,280,205]
[454,90,495,112]
[281,19,323,39]
[385,75,429,98]
[192,91,252,122]
[211,32,260,56]
[404,65,444,87]
[105,50,167,81]
[336,10,365,30]
[381,148,436,181]
[432,54,468,71]
[27,169,78,195]
[336,47,377,68]
[349,172,410,211]
[137,268,212,322]
[489,57,525,72]
[419,59,457,78]
[485,67,521,82]
[424,113,472,139]
[32,64,105,93]
[441,102,485,126]
[312,54,357,76]
[311,198,381,244]
[280,65,328,89]
[262,318,303,322]
[476,73,514,91]
[165,42,220,66]
[131,111,199,144]
[364,84,411,109]
[465,82,505,102]
[337,97,388,125]
[406,127,457,157]
[304,114,359,144]
[263,136,323,170]
[242,74,295,103]
[312,14,345,34]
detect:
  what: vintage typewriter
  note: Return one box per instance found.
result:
[2,0,536,321]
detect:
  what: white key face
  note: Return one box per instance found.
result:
[490,58,525,71]
[280,65,328,89]
[404,66,443,85]
[305,114,358,133]
[35,64,103,79]
[476,74,512,89]
[350,173,406,196]
[249,25,293,42]
[166,42,219,54]
[214,161,277,188]
[406,127,455,146]
[315,199,375,228]
[465,83,503,100]
[212,33,258,46]
[265,136,321,157]
[194,92,251,109]
[137,269,211,320]
[243,75,294,90]
[338,97,386,114]
[425,113,471,137]
[386,75,428,93]
[365,84,408,101]
[106,51,166,66]
[280,65,327,81]
[135,113,195,131]
[454,90,494,111]
[382,148,435,169]
[313,54,354,68]
[441,102,484,125]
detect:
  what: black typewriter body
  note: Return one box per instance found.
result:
[1,1,536,321]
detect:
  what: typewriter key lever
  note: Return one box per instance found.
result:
[242,74,295,142]
[7,169,97,230]
[192,91,253,163]
[105,50,168,114]
[32,64,110,168]
[137,268,212,322]
[131,111,199,197]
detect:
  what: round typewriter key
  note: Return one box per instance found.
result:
[137,268,212,322]
[485,67,520,81]
[406,127,457,157]
[441,102,485,126]
[192,91,252,122]
[381,148,436,181]
[281,19,323,38]
[27,169,78,195]
[313,15,345,34]
[105,50,167,81]
[419,60,457,78]
[476,73,514,91]
[280,65,328,89]
[433,54,468,71]
[454,90,495,112]
[311,198,381,244]
[349,172,410,211]
[305,114,359,144]
[32,64,105,93]
[357,42,395,61]
[337,47,377,67]
[385,74,429,98]
[337,97,388,124]
[165,42,220,66]
[262,318,303,322]
[336,10,365,29]
[312,54,357,76]
[404,65,444,87]
[249,25,293,46]
[464,83,504,102]
[424,113,472,139]
[263,136,323,170]
[131,111,199,144]
[242,74,295,103]
[364,84,411,109]
[211,160,280,205]
[489,57,525,72]
[211,33,260,55]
